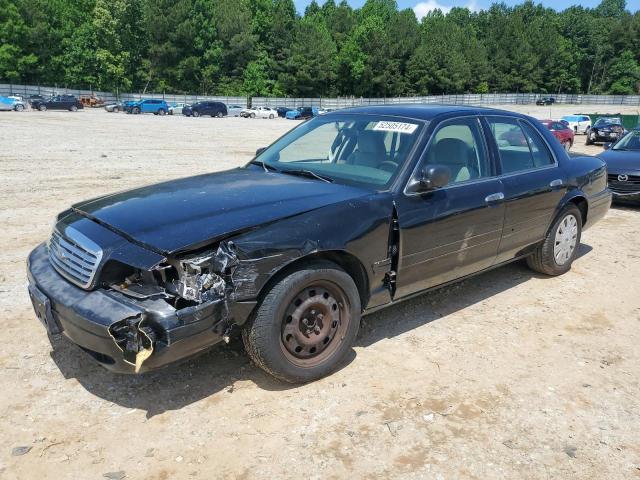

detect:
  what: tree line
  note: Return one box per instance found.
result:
[1,0,639,97]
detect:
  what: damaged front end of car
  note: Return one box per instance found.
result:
[102,241,250,372]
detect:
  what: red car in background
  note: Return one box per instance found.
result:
[539,119,574,151]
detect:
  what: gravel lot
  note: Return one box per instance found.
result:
[1,106,639,479]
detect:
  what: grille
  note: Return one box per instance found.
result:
[608,174,640,194]
[48,228,102,289]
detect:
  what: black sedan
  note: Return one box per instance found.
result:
[27,105,611,383]
[586,117,626,145]
[536,97,556,106]
[597,129,640,203]
[182,101,227,117]
[30,94,83,112]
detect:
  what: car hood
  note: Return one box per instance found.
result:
[72,167,370,254]
[597,150,640,172]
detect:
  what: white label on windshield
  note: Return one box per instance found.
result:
[373,121,418,134]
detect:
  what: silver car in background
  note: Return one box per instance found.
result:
[169,102,189,115]
[226,104,245,117]
[0,95,26,111]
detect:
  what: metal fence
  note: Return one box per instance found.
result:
[2,83,639,108]
[253,93,640,108]
[0,83,247,107]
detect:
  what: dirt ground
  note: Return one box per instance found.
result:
[0,105,639,480]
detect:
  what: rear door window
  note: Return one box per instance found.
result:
[487,118,555,174]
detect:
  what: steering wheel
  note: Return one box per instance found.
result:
[378,160,399,173]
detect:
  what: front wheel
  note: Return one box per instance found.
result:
[250,113,256,119]
[14,104,24,112]
[39,105,47,112]
[527,204,582,276]
[216,111,223,118]
[193,110,200,117]
[132,107,140,114]
[242,261,361,383]
[269,114,274,119]
[113,106,119,113]
[70,105,77,112]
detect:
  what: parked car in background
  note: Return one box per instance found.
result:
[539,119,574,151]
[241,106,277,119]
[168,102,188,115]
[124,99,169,115]
[27,105,611,383]
[31,95,83,112]
[597,129,640,203]
[561,115,591,134]
[28,94,45,106]
[104,102,124,113]
[276,107,293,118]
[285,106,319,120]
[586,117,626,145]
[0,95,26,111]
[536,97,556,106]
[226,104,244,117]
[182,101,227,117]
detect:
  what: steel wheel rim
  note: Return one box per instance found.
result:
[554,214,578,265]
[280,280,350,367]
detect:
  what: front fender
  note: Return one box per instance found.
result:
[223,192,394,315]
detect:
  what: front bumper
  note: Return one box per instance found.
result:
[27,243,230,374]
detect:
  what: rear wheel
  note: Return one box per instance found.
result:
[527,204,582,276]
[69,105,77,112]
[269,114,274,119]
[242,261,361,383]
[158,108,166,115]
[216,111,223,118]
[193,110,200,117]
[250,113,256,119]
[39,104,46,112]
[14,104,24,112]
[113,106,119,113]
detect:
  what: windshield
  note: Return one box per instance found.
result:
[253,115,425,188]
[562,115,580,122]
[612,130,640,151]
[595,117,621,126]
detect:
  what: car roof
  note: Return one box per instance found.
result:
[328,104,527,121]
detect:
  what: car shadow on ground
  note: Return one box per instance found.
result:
[50,244,593,418]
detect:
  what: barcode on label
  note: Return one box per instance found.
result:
[373,121,418,134]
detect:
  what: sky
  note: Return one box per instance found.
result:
[294,0,640,18]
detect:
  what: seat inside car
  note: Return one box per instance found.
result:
[348,131,387,169]
[429,137,476,183]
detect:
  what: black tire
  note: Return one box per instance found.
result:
[70,105,77,112]
[242,261,361,383]
[14,104,24,112]
[193,110,200,118]
[216,111,223,118]
[585,135,592,146]
[39,104,46,112]
[526,204,582,276]
[132,107,140,115]
[269,114,274,119]
[113,106,119,113]
[250,113,256,119]
[158,108,166,115]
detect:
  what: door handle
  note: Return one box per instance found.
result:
[550,179,564,188]
[485,192,505,203]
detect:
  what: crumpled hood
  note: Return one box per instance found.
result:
[597,150,640,172]
[72,167,369,254]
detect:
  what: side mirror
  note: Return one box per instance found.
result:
[420,165,451,190]
[603,142,612,150]
[407,165,451,193]
[256,147,267,156]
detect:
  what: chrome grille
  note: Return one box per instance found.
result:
[48,228,103,289]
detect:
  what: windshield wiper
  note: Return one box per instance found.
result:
[249,159,278,172]
[280,168,334,183]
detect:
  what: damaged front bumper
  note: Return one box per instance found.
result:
[27,243,255,374]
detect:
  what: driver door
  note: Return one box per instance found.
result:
[393,116,506,298]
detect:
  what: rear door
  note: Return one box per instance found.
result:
[485,116,567,262]
[394,116,506,298]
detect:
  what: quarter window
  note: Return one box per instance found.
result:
[423,117,490,185]
[488,118,554,174]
